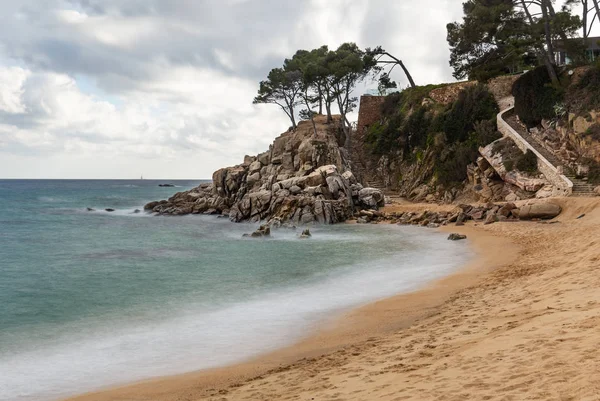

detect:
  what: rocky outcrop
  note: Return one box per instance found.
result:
[471,137,551,202]
[380,200,560,227]
[145,116,384,225]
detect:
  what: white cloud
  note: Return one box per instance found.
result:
[0,67,30,113]
[0,0,464,178]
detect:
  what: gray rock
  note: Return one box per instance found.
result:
[484,212,497,225]
[448,233,467,241]
[357,188,385,209]
[517,203,562,220]
[300,229,312,238]
[245,225,271,238]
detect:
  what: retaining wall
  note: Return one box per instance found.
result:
[497,107,573,196]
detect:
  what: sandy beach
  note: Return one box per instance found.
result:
[65,197,600,401]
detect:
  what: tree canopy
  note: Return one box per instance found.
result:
[448,0,583,83]
[254,43,382,148]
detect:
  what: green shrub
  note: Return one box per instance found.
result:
[435,141,479,185]
[516,150,538,173]
[372,84,500,185]
[381,92,403,117]
[512,65,563,127]
[444,84,499,143]
[473,120,502,147]
[587,164,600,184]
[503,160,514,171]
[565,65,600,115]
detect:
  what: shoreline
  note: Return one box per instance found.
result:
[64,218,516,401]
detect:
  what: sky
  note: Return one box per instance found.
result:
[0,0,467,179]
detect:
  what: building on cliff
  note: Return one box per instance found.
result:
[555,36,600,65]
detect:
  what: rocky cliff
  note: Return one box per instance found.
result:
[145,115,384,224]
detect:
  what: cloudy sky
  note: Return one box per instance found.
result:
[0,0,464,179]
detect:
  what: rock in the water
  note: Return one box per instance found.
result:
[448,233,467,241]
[86,208,95,212]
[517,203,561,220]
[133,209,141,214]
[158,184,175,187]
[300,229,311,238]
[144,201,159,210]
[105,208,115,212]
[244,225,271,238]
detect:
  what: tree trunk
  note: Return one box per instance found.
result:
[317,85,323,115]
[541,1,555,61]
[592,0,600,33]
[289,107,296,129]
[303,93,318,137]
[583,0,589,39]
[325,101,332,123]
[520,0,560,86]
[381,52,416,88]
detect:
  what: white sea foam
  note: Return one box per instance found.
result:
[0,228,470,401]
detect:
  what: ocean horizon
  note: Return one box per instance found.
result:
[0,179,471,401]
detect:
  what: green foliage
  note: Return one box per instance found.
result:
[447,0,581,82]
[371,83,501,186]
[512,65,564,127]
[365,122,392,154]
[256,43,379,130]
[377,73,397,95]
[503,160,514,171]
[435,141,480,185]
[473,120,502,146]
[516,150,538,173]
[447,0,528,81]
[444,84,499,142]
[585,162,600,184]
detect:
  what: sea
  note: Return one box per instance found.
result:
[0,179,471,401]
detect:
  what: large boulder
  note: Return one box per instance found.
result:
[357,188,385,209]
[517,203,562,220]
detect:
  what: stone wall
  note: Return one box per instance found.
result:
[356,95,385,136]
[429,81,476,105]
[498,108,573,196]
[353,95,385,185]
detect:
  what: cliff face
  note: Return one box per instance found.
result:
[145,115,384,224]
[352,76,519,203]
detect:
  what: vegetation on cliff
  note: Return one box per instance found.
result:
[365,83,500,188]
[512,65,563,127]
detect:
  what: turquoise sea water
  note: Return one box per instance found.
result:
[0,180,471,401]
